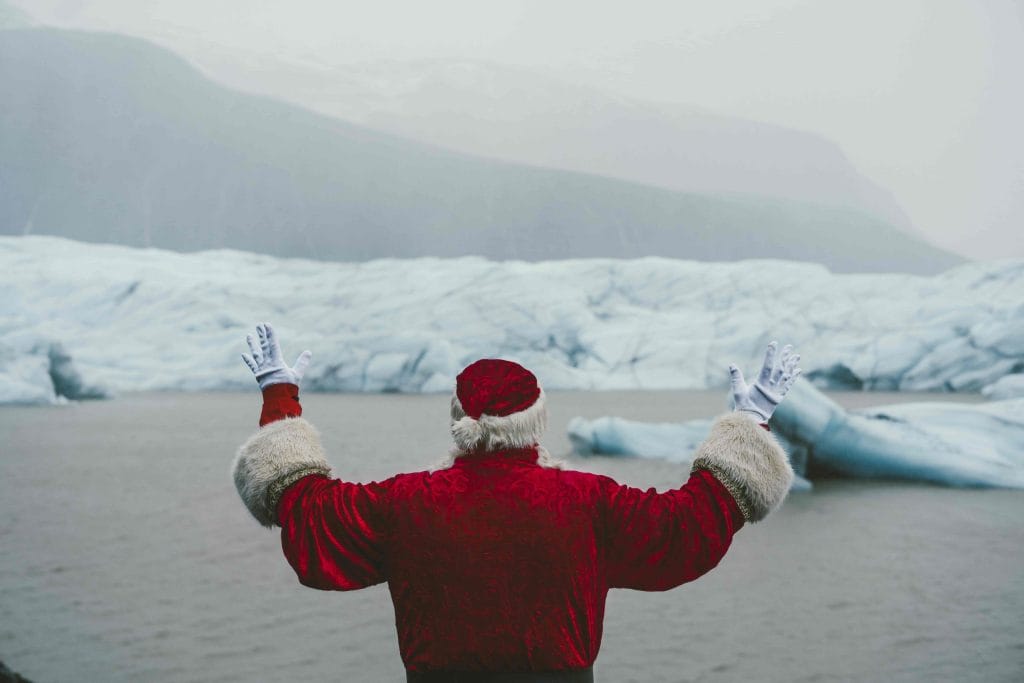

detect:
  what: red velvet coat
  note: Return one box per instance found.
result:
[252,384,751,674]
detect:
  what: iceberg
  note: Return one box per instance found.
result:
[0,236,1022,404]
[568,381,1024,489]
[567,416,716,461]
[564,416,833,489]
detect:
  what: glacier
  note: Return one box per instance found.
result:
[568,381,1024,489]
[0,236,1022,404]
[982,374,1024,400]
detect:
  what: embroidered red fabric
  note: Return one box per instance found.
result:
[260,386,745,673]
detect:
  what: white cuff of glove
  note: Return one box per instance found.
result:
[737,408,770,424]
[253,367,302,391]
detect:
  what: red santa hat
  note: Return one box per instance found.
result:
[450,359,548,453]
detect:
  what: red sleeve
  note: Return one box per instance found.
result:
[276,474,391,591]
[602,469,744,591]
[259,383,302,426]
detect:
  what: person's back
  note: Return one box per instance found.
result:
[386,450,613,671]
[235,325,800,680]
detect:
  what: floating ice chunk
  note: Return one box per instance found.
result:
[789,474,813,491]
[570,381,1024,489]
[770,382,1024,487]
[567,416,715,462]
[567,414,811,491]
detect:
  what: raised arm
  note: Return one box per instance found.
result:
[603,341,799,590]
[691,341,800,522]
[233,323,389,590]
[602,468,746,590]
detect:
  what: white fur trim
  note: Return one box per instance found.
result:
[690,412,794,523]
[450,389,548,453]
[429,444,564,472]
[431,391,561,471]
[232,417,331,527]
[450,415,485,451]
[534,445,565,470]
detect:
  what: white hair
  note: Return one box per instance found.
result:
[430,390,564,471]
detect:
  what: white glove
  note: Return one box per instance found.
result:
[241,322,312,390]
[728,341,801,423]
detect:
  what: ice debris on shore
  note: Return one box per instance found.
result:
[1,236,1022,404]
[568,381,1024,489]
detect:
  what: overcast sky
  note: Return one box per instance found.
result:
[11,0,1023,259]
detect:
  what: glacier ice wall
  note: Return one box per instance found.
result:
[568,381,1024,489]
[1,236,1022,404]
[982,374,1024,400]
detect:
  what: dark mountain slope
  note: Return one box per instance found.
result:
[0,28,961,273]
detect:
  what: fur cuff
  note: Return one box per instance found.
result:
[233,417,331,527]
[690,412,794,523]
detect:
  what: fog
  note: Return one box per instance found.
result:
[9,0,1022,260]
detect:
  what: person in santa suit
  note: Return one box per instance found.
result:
[235,323,801,683]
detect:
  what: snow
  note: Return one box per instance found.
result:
[1,236,1022,404]
[982,374,1024,400]
[568,381,1024,489]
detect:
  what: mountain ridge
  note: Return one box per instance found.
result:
[184,55,917,234]
[0,27,961,273]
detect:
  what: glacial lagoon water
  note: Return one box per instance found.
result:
[1,390,1022,682]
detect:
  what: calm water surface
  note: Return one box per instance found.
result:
[0,390,1020,682]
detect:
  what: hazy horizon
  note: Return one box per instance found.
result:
[8,0,1024,260]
